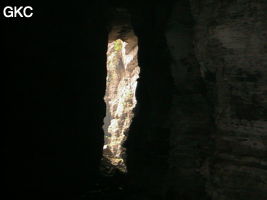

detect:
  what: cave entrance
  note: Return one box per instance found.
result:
[102,26,140,174]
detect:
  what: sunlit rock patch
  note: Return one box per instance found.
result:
[102,28,140,173]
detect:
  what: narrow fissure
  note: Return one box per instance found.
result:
[102,15,140,174]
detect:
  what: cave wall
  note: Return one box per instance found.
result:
[126,0,173,198]
[127,0,267,199]
[164,0,213,199]
[189,0,267,199]
[126,1,213,199]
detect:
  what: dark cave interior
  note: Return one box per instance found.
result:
[3,0,267,200]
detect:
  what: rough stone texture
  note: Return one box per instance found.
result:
[190,0,267,199]
[102,12,140,173]
[164,1,213,199]
[96,1,267,199]
[126,2,174,198]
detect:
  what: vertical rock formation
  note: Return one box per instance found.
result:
[164,1,213,199]
[133,0,267,199]
[102,9,140,174]
[190,0,267,199]
[124,1,174,197]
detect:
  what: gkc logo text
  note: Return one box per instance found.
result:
[3,6,33,18]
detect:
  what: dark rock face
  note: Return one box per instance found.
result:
[126,4,173,197]
[164,1,213,199]
[189,0,267,199]
[127,0,267,199]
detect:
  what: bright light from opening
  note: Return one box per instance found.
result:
[102,37,139,173]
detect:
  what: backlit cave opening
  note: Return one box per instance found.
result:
[102,26,140,173]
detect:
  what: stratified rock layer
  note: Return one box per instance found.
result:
[190,0,267,199]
